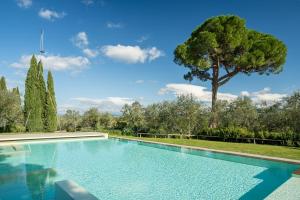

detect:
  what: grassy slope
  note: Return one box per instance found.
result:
[109,135,300,160]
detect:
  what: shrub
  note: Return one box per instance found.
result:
[9,124,26,133]
[122,127,134,135]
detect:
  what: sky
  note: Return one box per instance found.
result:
[1,0,299,114]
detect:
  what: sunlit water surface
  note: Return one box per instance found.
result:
[0,138,298,200]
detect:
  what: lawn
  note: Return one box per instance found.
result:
[109,134,300,161]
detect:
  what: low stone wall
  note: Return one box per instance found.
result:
[55,180,98,200]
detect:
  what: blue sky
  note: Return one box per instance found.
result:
[1,0,299,113]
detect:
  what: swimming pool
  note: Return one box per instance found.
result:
[0,138,299,200]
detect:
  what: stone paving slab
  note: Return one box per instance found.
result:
[265,177,300,200]
[110,136,300,164]
[0,132,108,143]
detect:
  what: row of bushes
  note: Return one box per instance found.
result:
[198,127,298,141]
[113,126,299,146]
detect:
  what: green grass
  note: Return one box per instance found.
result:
[109,134,300,160]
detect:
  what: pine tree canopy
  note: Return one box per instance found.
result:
[174,15,287,127]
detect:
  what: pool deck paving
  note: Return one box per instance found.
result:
[110,136,300,164]
[0,132,108,143]
[265,177,300,200]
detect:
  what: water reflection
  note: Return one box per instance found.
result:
[0,143,58,200]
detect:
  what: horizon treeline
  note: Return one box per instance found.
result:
[59,92,300,146]
[0,55,57,132]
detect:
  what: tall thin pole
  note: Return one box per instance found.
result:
[40,29,45,55]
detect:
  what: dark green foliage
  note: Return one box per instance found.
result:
[121,101,145,133]
[99,112,116,129]
[174,15,287,127]
[221,96,259,130]
[59,108,116,132]
[0,77,7,91]
[47,71,56,108]
[81,108,100,130]
[24,56,57,132]
[45,71,57,132]
[12,87,21,105]
[57,91,300,146]
[283,92,300,135]
[174,15,287,80]
[121,96,207,136]
[116,94,299,146]
[0,87,24,132]
[24,55,44,132]
[37,61,47,127]
[45,91,57,132]
[200,127,255,139]
[60,110,81,132]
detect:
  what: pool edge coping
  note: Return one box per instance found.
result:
[109,135,300,174]
[0,132,108,144]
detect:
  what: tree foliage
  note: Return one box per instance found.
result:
[24,55,44,132]
[59,108,116,132]
[0,87,24,132]
[45,71,57,132]
[60,110,81,132]
[24,56,57,132]
[0,76,7,91]
[81,108,100,130]
[121,101,145,134]
[174,15,287,127]
[38,61,47,126]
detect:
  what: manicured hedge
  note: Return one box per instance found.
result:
[196,127,299,146]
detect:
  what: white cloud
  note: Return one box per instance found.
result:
[81,0,94,5]
[159,83,237,102]
[38,8,66,21]
[101,45,164,63]
[11,54,90,72]
[241,88,287,104]
[240,91,250,97]
[135,80,144,84]
[159,84,287,105]
[58,104,83,114]
[72,32,98,58]
[17,0,32,8]
[81,0,105,6]
[107,22,123,29]
[72,32,89,48]
[148,47,164,61]
[136,36,148,43]
[72,97,134,113]
[83,48,98,58]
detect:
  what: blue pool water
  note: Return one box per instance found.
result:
[0,138,299,200]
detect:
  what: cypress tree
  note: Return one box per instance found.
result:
[24,55,44,132]
[0,76,7,91]
[37,60,47,128]
[11,87,24,131]
[12,87,22,108]
[45,71,57,132]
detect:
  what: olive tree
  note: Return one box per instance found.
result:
[174,15,287,127]
[0,90,24,132]
[121,101,145,133]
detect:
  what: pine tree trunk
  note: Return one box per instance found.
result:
[211,82,218,128]
[210,61,219,128]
